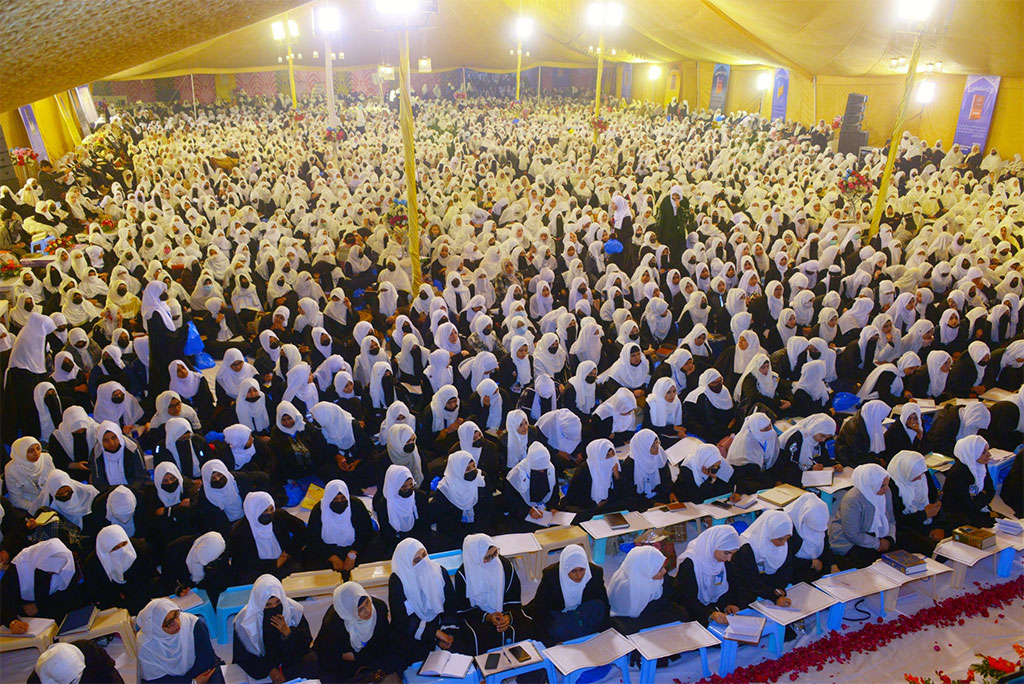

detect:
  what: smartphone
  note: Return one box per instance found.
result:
[711,500,734,510]
[508,645,531,663]
[484,652,501,670]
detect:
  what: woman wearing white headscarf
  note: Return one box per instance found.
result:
[726,412,782,492]
[731,510,796,607]
[504,443,559,527]
[136,597,222,683]
[608,545,684,633]
[141,280,187,397]
[828,463,896,569]
[434,451,494,544]
[927,399,991,456]
[886,450,945,555]
[835,399,891,468]
[1,539,80,630]
[32,643,89,684]
[775,413,841,485]
[942,435,996,530]
[642,376,686,445]
[784,493,837,582]
[215,348,256,406]
[370,464,430,552]
[83,524,161,614]
[598,342,651,393]
[857,351,921,407]
[526,543,609,645]
[620,429,671,508]
[196,460,247,537]
[387,537,460,665]
[229,491,305,584]
[421,383,463,459]
[306,479,375,576]
[232,574,317,681]
[89,420,147,489]
[314,581,395,681]
[454,533,533,654]
[4,436,54,512]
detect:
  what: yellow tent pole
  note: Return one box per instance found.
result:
[515,36,523,101]
[869,31,924,239]
[287,45,298,109]
[593,31,605,144]
[398,31,422,291]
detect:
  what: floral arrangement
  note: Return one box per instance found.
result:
[831,114,843,130]
[100,217,115,232]
[0,253,20,277]
[453,91,467,101]
[694,577,1022,684]
[838,168,874,197]
[384,198,426,245]
[43,235,76,255]
[905,645,1023,684]
[11,147,38,166]
[591,116,608,134]
[325,127,345,143]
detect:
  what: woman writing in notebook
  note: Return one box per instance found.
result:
[673,526,744,626]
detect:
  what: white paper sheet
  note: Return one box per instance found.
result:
[544,629,635,675]
[627,622,720,660]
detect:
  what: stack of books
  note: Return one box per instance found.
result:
[952,525,996,550]
[994,518,1023,536]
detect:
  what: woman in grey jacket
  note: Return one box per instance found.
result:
[828,464,897,569]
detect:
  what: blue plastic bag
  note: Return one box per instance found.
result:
[183,321,205,356]
[192,351,215,370]
[832,392,861,413]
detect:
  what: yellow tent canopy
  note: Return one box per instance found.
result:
[3,0,1022,112]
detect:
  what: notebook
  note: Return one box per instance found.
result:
[758,484,807,507]
[801,469,834,488]
[418,650,473,678]
[0,617,55,638]
[57,605,99,637]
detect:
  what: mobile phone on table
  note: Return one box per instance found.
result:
[484,652,501,670]
[508,645,530,663]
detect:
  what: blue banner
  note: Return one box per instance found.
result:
[621,64,632,101]
[18,105,49,161]
[953,75,1000,151]
[771,68,789,121]
[709,64,730,112]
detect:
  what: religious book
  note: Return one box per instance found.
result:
[57,605,98,637]
[952,525,996,550]
[604,512,630,529]
[169,591,204,610]
[723,615,765,643]
[924,452,954,470]
[299,484,324,510]
[627,621,720,660]
[994,519,1023,536]
[33,511,58,526]
[979,388,1014,403]
[758,484,807,507]
[881,550,926,575]
[544,629,635,675]
[524,509,576,527]
[419,650,473,678]
[988,448,1014,463]
[801,469,834,488]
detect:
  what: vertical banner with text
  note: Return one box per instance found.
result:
[18,105,49,161]
[953,75,1000,151]
[621,63,632,102]
[709,63,730,112]
[771,68,789,121]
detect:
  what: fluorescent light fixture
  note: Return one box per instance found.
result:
[316,6,341,33]
[757,71,772,90]
[648,64,662,80]
[271,21,285,41]
[418,57,432,72]
[917,80,936,103]
[287,19,299,37]
[587,2,623,28]
[515,16,534,39]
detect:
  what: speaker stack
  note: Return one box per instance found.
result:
[837,93,869,155]
[0,125,19,191]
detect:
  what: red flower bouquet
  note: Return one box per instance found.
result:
[325,127,346,143]
[10,147,38,167]
[591,117,609,134]
[0,253,21,277]
[43,235,76,256]
[838,169,874,197]
[903,645,1022,684]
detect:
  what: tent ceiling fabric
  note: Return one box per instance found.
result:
[3,0,1021,111]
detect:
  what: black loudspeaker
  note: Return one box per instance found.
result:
[0,125,18,191]
[838,92,869,155]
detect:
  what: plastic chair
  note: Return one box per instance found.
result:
[559,633,631,684]
[635,621,712,684]
[214,584,253,644]
[56,608,138,661]
[174,588,219,642]
[706,608,784,676]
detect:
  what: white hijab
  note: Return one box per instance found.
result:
[243,491,282,560]
[739,510,792,575]
[462,534,505,614]
[677,526,741,605]
[608,545,665,617]
[235,574,304,657]
[137,598,200,680]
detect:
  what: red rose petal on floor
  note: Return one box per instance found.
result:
[934,645,941,651]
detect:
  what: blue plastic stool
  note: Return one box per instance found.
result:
[996,547,1016,577]
[707,608,784,676]
[173,588,219,642]
[559,633,631,684]
[635,621,711,684]
[430,549,463,575]
[214,584,253,644]
[481,640,556,684]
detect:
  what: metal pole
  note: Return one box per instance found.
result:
[869,30,924,239]
[515,37,523,101]
[593,31,605,143]
[325,38,338,126]
[287,45,298,109]
[190,73,198,120]
[398,31,422,290]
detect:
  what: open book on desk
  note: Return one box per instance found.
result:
[491,532,542,556]
[544,629,635,675]
[420,650,474,678]
[750,582,838,625]
[0,617,55,638]
[723,614,765,643]
[801,469,833,488]
[664,436,705,466]
[524,509,576,527]
[627,622,719,660]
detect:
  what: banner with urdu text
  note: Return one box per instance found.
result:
[709,64,730,112]
[953,75,1000,151]
[771,68,789,121]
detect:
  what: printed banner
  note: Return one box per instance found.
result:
[709,63,730,111]
[771,68,789,121]
[621,64,632,101]
[953,75,1000,151]
[75,86,99,127]
[18,105,49,161]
